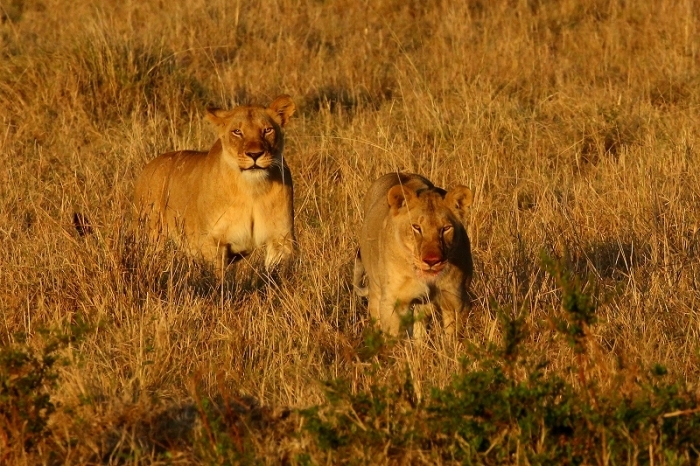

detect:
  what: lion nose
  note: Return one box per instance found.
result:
[422,253,443,267]
[246,150,265,161]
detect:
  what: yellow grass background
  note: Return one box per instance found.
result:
[1,0,699,462]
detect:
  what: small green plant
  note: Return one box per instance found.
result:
[191,384,264,464]
[0,324,84,454]
[0,342,57,452]
[357,326,388,361]
[541,251,597,355]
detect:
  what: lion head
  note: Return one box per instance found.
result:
[205,95,296,177]
[387,183,473,278]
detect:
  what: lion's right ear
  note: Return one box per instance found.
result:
[387,185,415,214]
[268,95,296,127]
[205,108,233,133]
[445,186,473,217]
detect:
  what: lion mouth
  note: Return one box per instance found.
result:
[239,152,272,171]
[416,264,446,277]
[241,161,272,171]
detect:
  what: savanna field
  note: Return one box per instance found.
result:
[2,0,700,463]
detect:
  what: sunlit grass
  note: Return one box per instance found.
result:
[1,0,699,462]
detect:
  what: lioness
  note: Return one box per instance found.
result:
[354,173,474,337]
[133,95,296,274]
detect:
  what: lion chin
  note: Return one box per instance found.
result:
[416,266,445,278]
[241,166,272,179]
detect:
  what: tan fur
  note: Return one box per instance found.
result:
[354,173,474,337]
[133,95,296,273]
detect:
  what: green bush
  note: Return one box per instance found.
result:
[1,337,59,452]
[0,324,84,455]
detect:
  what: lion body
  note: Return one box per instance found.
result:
[133,95,296,272]
[355,173,474,337]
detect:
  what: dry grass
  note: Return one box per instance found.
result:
[1,0,700,463]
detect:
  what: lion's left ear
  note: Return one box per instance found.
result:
[268,95,296,127]
[205,108,234,134]
[445,186,473,216]
[387,184,416,214]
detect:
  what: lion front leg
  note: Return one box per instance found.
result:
[436,287,467,339]
[411,303,434,341]
[264,233,295,273]
[378,295,412,337]
[367,286,381,323]
[199,240,230,279]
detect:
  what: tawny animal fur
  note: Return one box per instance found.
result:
[354,173,474,337]
[133,95,296,273]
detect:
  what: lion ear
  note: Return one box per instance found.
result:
[205,108,233,133]
[445,186,473,216]
[387,185,416,213]
[268,95,296,127]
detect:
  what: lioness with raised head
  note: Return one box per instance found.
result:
[354,173,474,337]
[133,95,296,274]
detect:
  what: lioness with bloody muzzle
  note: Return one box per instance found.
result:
[133,95,296,274]
[354,173,474,337]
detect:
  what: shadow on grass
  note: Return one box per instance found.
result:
[574,240,650,280]
[117,229,285,308]
[303,83,394,116]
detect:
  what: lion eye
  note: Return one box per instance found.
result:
[263,127,274,135]
[232,129,243,136]
[442,225,453,234]
[411,224,422,234]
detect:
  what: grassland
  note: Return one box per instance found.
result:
[1,0,700,463]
